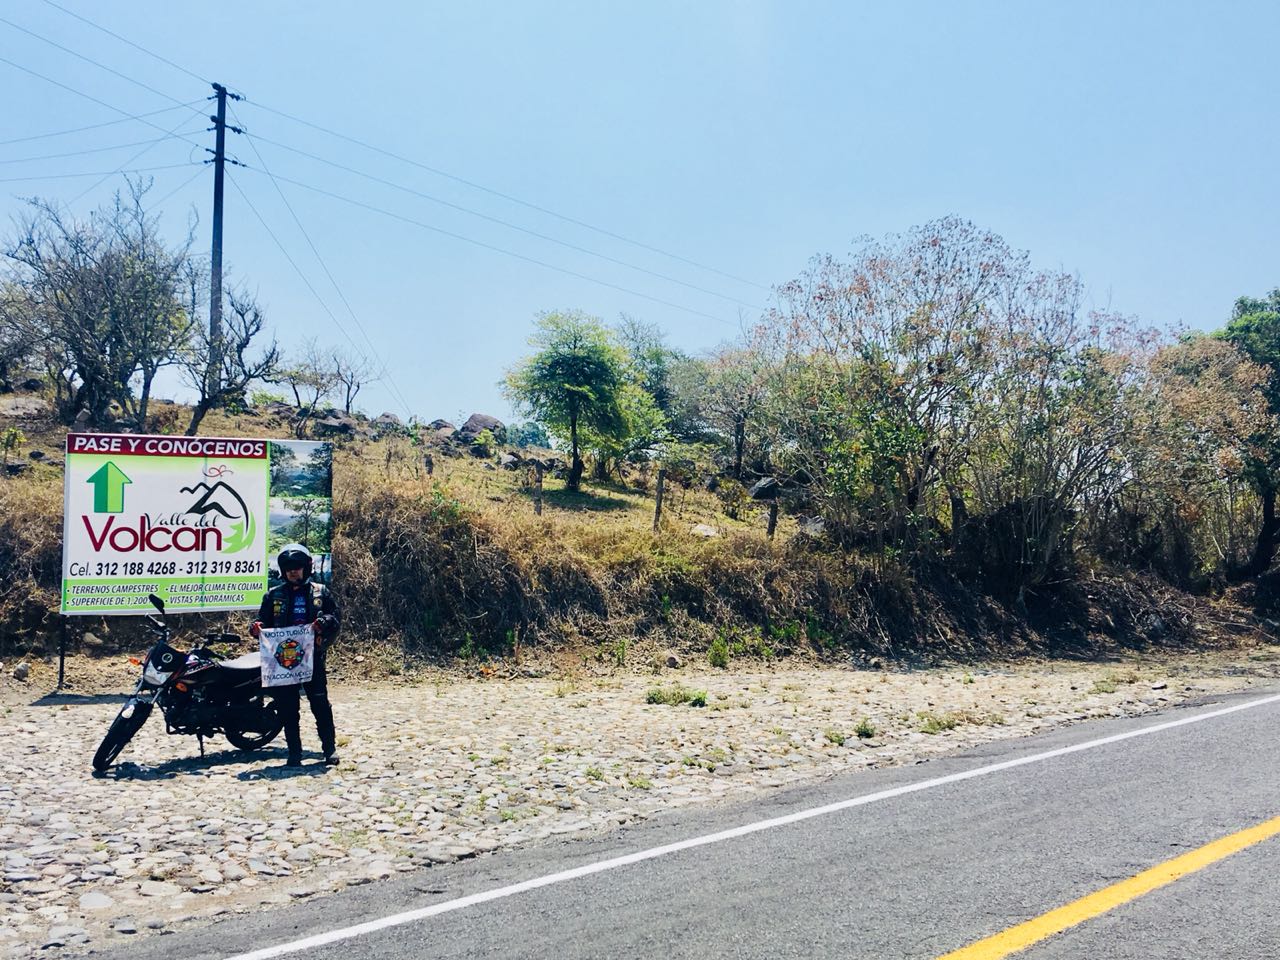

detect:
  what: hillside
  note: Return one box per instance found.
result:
[0,385,1273,675]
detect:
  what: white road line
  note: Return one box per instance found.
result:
[226,690,1280,960]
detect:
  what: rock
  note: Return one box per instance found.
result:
[373,412,403,428]
[747,477,781,500]
[313,416,356,437]
[12,661,29,682]
[112,919,138,935]
[44,925,88,947]
[458,414,506,443]
[138,880,180,897]
[78,891,114,911]
[4,463,28,476]
[703,474,720,493]
[20,377,43,391]
[499,453,521,470]
[27,450,44,461]
[0,396,50,418]
[198,868,223,885]
[690,524,719,538]
[428,419,455,432]
[664,652,681,669]
[365,860,393,879]
[797,516,826,538]
[1150,681,1167,690]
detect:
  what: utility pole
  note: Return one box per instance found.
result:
[207,82,243,399]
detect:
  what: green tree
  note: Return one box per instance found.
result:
[615,315,683,416]
[585,381,669,480]
[504,311,626,491]
[507,421,550,448]
[1219,290,1280,578]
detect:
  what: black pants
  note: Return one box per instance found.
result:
[274,643,336,756]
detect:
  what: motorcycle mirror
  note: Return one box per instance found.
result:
[148,594,165,615]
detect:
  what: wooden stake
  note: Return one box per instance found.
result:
[653,468,666,533]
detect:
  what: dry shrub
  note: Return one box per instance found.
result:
[0,471,63,644]
[333,474,608,656]
[330,468,996,662]
[0,421,1260,668]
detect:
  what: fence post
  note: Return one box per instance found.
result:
[653,468,666,533]
[534,462,544,516]
[767,501,779,539]
[57,616,67,690]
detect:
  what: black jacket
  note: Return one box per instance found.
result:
[256,579,340,638]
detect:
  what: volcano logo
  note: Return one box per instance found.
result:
[179,479,256,553]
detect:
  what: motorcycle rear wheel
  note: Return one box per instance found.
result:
[225,698,283,751]
[92,703,153,772]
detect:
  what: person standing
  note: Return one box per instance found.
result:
[251,543,341,767]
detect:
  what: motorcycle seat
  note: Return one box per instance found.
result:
[218,652,262,674]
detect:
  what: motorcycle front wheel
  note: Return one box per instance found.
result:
[92,702,153,772]
[225,697,283,751]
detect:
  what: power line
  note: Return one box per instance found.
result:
[31,0,765,293]
[0,101,201,146]
[229,107,415,418]
[0,14,206,126]
[0,163,199,184]
[0,132,203,165]
[241,129,765,312]
[39,0,209,85]
[0,55,205,151]
[244,99,769,292]
[228,171,414,419]
[240,164,736,327]
[151,165,207,209]
[68,112,200,206]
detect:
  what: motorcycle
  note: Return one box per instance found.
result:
[92,594,285,772]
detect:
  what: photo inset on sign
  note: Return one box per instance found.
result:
[268,440,333,587]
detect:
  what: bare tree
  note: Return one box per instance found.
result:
[273,338,339,437]
[332,348,378,415]
[182,288,279,435]
[0,282,39,389]
[2,180,194,426]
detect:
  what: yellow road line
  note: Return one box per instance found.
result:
[937,814,1280,959]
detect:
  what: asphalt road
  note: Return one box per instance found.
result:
[96,689,1280,960]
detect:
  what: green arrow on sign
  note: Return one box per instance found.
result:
[87,461,131,513]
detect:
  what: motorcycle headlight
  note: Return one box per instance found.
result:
[142,664,173,686]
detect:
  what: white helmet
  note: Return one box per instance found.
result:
[276,542,313,577]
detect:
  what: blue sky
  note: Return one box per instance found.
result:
[2,1,1276,422]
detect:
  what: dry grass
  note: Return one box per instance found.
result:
[1,402,1271,669]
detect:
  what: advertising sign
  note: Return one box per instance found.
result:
[259,623,315,687]
[61,433,271,615]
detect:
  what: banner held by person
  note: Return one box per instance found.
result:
[259,623,315,687]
